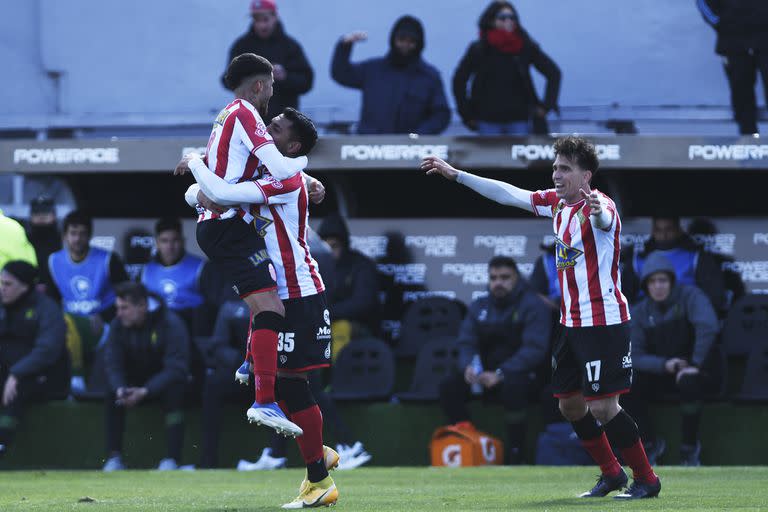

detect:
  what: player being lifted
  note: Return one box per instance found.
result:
[175,53,310,438]
[422,136,661,500]
[179,108,339,508]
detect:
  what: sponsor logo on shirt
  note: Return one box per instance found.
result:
[251,215,273,237]
[316,326,332,341]
[555,237,583,270]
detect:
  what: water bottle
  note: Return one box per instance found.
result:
[470,354,483,395]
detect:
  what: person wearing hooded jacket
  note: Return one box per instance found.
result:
[453,1,561,135]
[222,0,314,121]
[101,282,190,471]
[621,252,720,467]
[331,15,451,135]
[0,261,67,457]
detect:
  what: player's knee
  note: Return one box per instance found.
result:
[558,395,587,421]
[276,376,315,414]
[246,291,285,317]
[588,397,621,424]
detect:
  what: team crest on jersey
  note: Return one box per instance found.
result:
[214,109,230,127]
[261,173,283,189]
[555,237,583,270]
[252,214,273,237]
[255,120,267,138]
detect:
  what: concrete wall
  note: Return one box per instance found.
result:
[0,0,735,123]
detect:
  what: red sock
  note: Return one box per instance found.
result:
[581,432,623,477]
[244,312,254,364]
[249,327,277,404]
[620,439,658,483]
[291,405,324,464]
[278,400,289,416]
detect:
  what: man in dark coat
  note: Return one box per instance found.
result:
[223,0,314,121]
[331,15,450,134]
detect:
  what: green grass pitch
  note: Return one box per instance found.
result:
[1,466,766,511]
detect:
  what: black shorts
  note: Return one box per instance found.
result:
[277,292,332,373]
[551,322,633,401]
[196,218,276,297]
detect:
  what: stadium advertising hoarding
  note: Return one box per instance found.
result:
[3,136,768,172]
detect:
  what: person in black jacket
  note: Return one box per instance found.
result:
[698,0,768,134]
[453,1,561,135]
[101,282,189,471]
[0,261,67,457]
[621,252,721,466]
[222,0,313,121]
[331,15,451,134]
[25,195,61,295]
[439,256,551,463]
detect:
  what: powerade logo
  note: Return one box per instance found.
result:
[511,144,620,161]
[405,235,457,257]
[377,264,427,285]
[13,148,119,165]
[442,263,488,285]
[688,145,768,160]
[340,145,448,161]
[350,236,388,258]
[474,235,527,256]
[722,261,768,283]
[691,234,736,255]
[403,290,457,302]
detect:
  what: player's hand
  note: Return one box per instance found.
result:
[308,178,326,204]
[421,156,460,181]
[676,366,699,384]
[174,153,200,176]
[477,371,502,389]
[464,365,478,385]
[121,387,148,407]
[342,31,367,44]
[579,188,602,214]
[196,190,226,214]
[273,63,287,81]
[2,374,18,406]
[664,357,688,374]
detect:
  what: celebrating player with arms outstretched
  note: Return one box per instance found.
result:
[422,136,660,500]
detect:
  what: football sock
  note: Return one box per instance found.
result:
[571,410,622,477]
[278,377,326,481]
[249,311,284,404]
[604,409,657,483]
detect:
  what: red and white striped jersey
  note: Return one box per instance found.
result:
[198,99,273,223]
[250,171,325,300]
[530,189,630,327]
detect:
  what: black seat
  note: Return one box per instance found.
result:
[722,294,768,356]
[330,337,394,401]
[734,337,768,402]
[396,298,465,358]
[396,336,458,402]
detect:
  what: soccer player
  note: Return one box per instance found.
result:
[174,53,308,438]
[182,108,339,508]
[421,136,661,500]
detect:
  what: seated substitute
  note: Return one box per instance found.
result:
[0,261,67,457]
[101,282,190,471]
[439,256,551,463]
[621,252,720,467]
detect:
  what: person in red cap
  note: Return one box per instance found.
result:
[222,0,314,121]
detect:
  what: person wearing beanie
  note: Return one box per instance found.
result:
[621,251,721,467]
[26,196,61,294]
[453,1,561,135]
[222,0,314,121]
[0,260,68,456]
[331,15,450,134]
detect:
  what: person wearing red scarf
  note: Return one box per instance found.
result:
[453,1,561,135]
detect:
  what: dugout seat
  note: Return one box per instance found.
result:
[330,337,395,401]
[721,294,768,357]
[396,298,466,358]
[734,336,768,403]
[396,336,458,402]
[71,344,108,401]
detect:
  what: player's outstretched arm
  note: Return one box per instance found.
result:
[187,156,266,206]
[580,189,612,230]
[421,156,534,213]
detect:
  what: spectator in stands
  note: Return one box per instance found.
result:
[200,299,371,470]
[47,211,129,393]
[317,214,380,347]
[25,196,61,295]
[223,0,313,121]
[439,256,551,463]
[0,209,37,271]
[698,0,768,135]
[0,261,67,457]
[453,1,561,135]
[621,215,727,316]
[687,217,746,312]
[101,282,189,471]
[331,16,450,134]
[621,252,721,466]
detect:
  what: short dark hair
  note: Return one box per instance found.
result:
[478,1,519,31]
[115,281,148,304]
[553,136,599,177]
[488,255,519,273]
[282,107,318,156]
[224,53,273,90]
[62,210,92,235]
[155,217,182,236]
